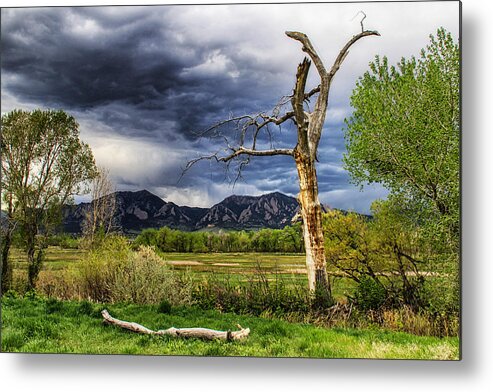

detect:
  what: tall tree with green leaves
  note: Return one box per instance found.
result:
[344,28,459,250]
[1,109,97,290]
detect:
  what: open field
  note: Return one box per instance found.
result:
[9,247,359,301]
[1,297,459,359]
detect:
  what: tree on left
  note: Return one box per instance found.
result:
[1,109,97,292]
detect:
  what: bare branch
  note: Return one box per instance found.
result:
[219,146,294,162]
[285,31,327,79]
[292,57,312,128]
[101,310,250,341]
[304,85,321,101]
[328,29,380,81]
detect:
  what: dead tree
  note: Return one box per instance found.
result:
[82,166,117,247]
[101,309,250,341]
[185,27,380,298]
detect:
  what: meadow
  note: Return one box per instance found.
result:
[8,246,359,301]
[1,296,459,359]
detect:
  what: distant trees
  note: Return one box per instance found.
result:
[1,109,97,291]
[133,223,304,254]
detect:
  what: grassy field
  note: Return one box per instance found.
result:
[9,247,358,300]
[1,296,459,359]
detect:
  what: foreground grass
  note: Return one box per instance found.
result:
[1,297,459,359]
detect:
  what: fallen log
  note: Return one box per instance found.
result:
[101,309,250,341]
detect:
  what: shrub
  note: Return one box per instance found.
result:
[354,276,387,311]
[46,234,80,249]
[36,269,81,300]
[77,235,130,302]
[192,265,311,316]
[76,237,193,306]
[24,289,41,301]
[77,300,94,316]
[111,246,194,306]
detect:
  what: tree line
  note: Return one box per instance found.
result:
[132,224,304,254]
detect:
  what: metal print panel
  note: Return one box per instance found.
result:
[0,1,461,360]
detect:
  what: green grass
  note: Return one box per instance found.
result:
[10,246,87,271]
[1,297,459,359]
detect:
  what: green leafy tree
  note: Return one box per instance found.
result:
[1,109,97,290]
[342,28,459,312]
[344,28,459,248]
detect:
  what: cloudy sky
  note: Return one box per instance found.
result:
[1,1,459,213]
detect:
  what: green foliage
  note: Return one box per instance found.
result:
[1,109,97,290]
[111,246,194,306]
[344,28,459,209]
[192,265,312,316]
[23,289,41,301]
[344,28,459,251]
[45,297,63,314]
[77,236,193,306]
[323,206,442,312]
[354,276,387,311]
[2,289,19,299]
[77,300,94,316]
[46,234,80,249]
[341,28,459,316]
[133,224,304,254]
[77,235,131,302]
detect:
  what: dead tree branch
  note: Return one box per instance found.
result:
[101,310,250,341]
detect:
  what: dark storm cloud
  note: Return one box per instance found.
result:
[1,3,459,213]
[1,6,293,141]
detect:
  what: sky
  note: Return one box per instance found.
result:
[0,1,460,213]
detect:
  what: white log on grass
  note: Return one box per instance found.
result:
[101,309,250,341]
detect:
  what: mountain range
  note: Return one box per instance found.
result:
[62,189,302,234]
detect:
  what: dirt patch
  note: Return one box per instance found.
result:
[212,263,240,267]
[167,260,203,266]
[286,268,307,274]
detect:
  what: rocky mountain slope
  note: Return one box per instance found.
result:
[62,189,301,234]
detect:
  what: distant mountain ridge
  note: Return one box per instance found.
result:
[62,189,301,234]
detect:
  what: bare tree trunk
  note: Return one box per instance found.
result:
[26,225,43,291]
[1,231,13,293]
[184,28,379,299]
[101,309,250,341]
[295,151,330,298]
[1,192,14,293]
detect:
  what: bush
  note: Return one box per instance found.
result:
[46,233,80,249]
[77,236,193,306]
[77,300,94,316]
[36,269,81,300]
[77,235,130,302]
[354,276,387,311]
[111,246,194,306]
